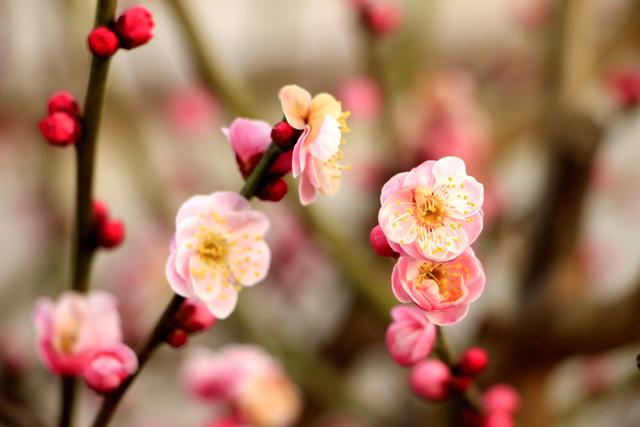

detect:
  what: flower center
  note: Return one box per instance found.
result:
[416,262,462,302]
[54,320,79,354]
[197,231,228,265]
[414,187,446,227]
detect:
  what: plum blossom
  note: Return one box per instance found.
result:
[279,85,350,205]
[83,343,138,393]
[165,192,271,319]
[385,305,436,366]
[391,248,485,325]
[378,156,484,262]
[182,345,302,427]
[33,291,123,376]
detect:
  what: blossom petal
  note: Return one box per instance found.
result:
[222,118,272,163]
[309,115,341,161]
[279,85,312,129]
[425,304,470,326]
[205,286,239,319]
[228,240,270,287]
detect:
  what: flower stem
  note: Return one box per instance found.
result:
[88,141,283,427]
[62,1,118,426]
[436,327,484,413]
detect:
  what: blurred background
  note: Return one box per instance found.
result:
[2,0,640,426]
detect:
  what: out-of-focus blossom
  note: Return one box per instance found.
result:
[166,86,220,138]
[279,85,350,205]
[385,305,436,366]
[391,248,484,325]
[165,192,270,319]
[409,359,451,401]
[182,345,302,427]
[33,291,122,376]
[483,384,521,414]
[378,156,484,262]
[83,342,138,393]
[459,347,489,376]
[337,77,382,119]
[203,417,246,427]
[582,356,612,396]
[115,6,154,49]
[352,0,404,35]
[513,0,551,32]
[606,65,640,109]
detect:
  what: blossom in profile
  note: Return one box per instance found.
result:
[33,291,122,376]
[182,345,302,427]
[391,248,485,325]
[165,192,271,319]
[83,343,138,393]
[385,305,436,366]
[378,156,484,262]
[278,85,350,205]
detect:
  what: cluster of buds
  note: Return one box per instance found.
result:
[166,300,217,348]
[39,91,82,146]
[351,0,404,36]
[224,118,301,202]
[87,6,154,58]
[92,200,125,249]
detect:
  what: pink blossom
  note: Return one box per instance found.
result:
[391,248,484,325]
[182,345,302,427]
[378,156,484,262]
[409,359,451,401]
[203,418,246,427]
[83,343,138,393]
[606,65,640,109]
[385,305,436,366]
[165,191,271,319]
[337,77,382,119]
[165,86,220,138]
[33,291,122,376]
[279,85,350,205]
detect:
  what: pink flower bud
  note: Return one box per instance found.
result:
[48,91,80,117]
[39,112,81,146]
[484,384,521,414]
[385,305,435,367]
[167,329,188,348]
[97,219,125,249]
[83,343,138,394]
[409,359,451,401]
[176,300,217,334]
[88,27,120,57]
[460,347,489,376]
[606,66,640,109]
[92,200,109,225]
[370,225,397,258]
[115,6,154,49]
[361,2,404,35]
[203,418,244,427]
[257,179,288,202]
[484,411,515,427]
[271,121,301,150]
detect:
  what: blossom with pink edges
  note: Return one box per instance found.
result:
[385,305,436,366]
[165,192,271,319]
[83,343,138,393]
[391,248,485,325]
[279,85,350,205]
[378,156,484,262]
[182,345,302,427]
[33,291,122,376]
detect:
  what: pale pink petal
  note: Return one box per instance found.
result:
[224,210,270,237]
[291,126,311,177]
[228,240,270,287]
[391,260,411,303]
[166,250,193,297]
[458,210,483,247]
[279,85,312,129]
[176,195,213,226]
[189,257,228,302]
[205,286,239,319]
[379,190,419,245]
[440,176,484,219]
[298,171,317,206]
[209,192,250,214]
[175,216,204,247]
[222,118,272,163]
[425,304,469,326]
[308,115,341,161]
[380,172,409,204]
[431,156,468,185]
[402,160,436,188]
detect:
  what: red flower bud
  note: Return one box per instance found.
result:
[176,300,217,334]
[88,27,120,57]
[92,200,109,225]
[39,112,81,146]
[115,6,154,49]
[361,3,403,35]
[257,179,288,202]
[460,347,489,376]
[370,224,397,257]
[47,91,80,117]
[97,219,125,249]
[167,329,188,348]
[607,66,640,109]
[271,121,301,150]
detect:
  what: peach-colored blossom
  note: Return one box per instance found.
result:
[278,85,350,205]
[378,156,484,262]
[165,192,270,319]
[83,342,138,393]
[391,248,484,325]
[182,345,302,427]
[385,305,436,366]
[33,291,122,376]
